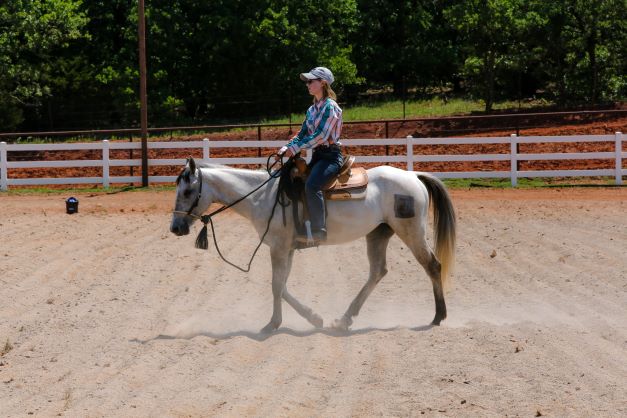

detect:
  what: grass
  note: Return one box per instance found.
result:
[261,97,551,125]
[3,184,175,196]
[442,177,620,188]
[5,135,104,145]
[4,97,552,143]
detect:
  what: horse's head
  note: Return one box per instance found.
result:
[170,157,210,236]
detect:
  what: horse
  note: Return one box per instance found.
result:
[170,157,456,333]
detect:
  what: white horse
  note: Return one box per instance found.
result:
[170,158,456,333]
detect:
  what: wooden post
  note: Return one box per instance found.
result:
[402,77,406,119]
[138,0,149,187]
[129,134,134,185]
[203,138,210,162]
[102,140,110,188]
[0,142,7,191]
[510,134,518,187]
[257,125,262,157]
[406,135,414,171]
[385,121,389,159]
[616,132,623,185]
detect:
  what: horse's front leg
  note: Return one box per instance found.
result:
[261,246,290,333]
[281,250,324,328]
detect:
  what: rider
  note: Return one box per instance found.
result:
[277,66,343,244]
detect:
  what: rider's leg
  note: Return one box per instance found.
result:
[304,148,342,236]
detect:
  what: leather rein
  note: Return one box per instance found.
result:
[172,156,286,272]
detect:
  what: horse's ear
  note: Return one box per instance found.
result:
[188,156,196,174]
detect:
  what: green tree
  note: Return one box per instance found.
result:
[71,0,138,127]
[353,0,458,97]
[146,0,359,120]
[535,0,627,104]
[445,0,541,111]
[0,0,87,130]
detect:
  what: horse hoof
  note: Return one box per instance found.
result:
[431,317,443,326]
[310,314,324,329]
[331,318,350,331]
[260,322,278,334]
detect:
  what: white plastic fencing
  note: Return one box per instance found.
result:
[0,133,624,191]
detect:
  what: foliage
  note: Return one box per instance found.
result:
[0,0,88,129]
[354,0,458,96]
[534,0,627,104]
[444,0,545,111]
[1,0,625,131]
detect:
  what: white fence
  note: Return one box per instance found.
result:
[0,133,624,191]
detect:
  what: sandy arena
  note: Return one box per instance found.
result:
[1,187,626,416]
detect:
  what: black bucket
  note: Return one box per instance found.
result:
[66,197,79,214]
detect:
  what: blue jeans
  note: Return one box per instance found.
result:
[305,146,343,232]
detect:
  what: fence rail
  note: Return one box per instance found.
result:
[0,133,624,191]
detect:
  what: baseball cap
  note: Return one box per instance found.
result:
[300,67,334,85]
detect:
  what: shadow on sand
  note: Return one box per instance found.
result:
[131,323,435,344]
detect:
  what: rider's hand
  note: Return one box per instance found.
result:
[275,146,293,160]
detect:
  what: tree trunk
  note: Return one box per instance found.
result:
[484,51,496,112]
[589,13,599,105]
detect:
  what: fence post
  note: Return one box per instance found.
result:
[406,135,414,171]
[257,125,262,157]
[385,121,389,159]
[102,140,110,188]
[129,134,134,183]
[616,132,623,186]
[0,142,7,191]
[510,134,518,187]
[203,138,210,162]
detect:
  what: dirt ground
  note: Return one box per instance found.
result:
[1,187,626,417]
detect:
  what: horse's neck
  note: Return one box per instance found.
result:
[203,167,275,221]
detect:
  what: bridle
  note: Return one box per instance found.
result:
[172,168,204,220]
[171,156,288,272]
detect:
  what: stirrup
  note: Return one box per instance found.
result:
[295,229,327,246]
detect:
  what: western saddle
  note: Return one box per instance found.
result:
[278,153,369,246]
[292,154,368,200]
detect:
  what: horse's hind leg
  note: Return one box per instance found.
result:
[423,249,446,325]
[281,250,324,328]
[398,232,446,325]
[332,224,394,331]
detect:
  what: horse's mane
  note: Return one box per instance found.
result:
[197,162,267,173]
[177,162,266,184]
[196,162,229,169]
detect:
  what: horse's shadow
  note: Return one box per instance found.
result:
[131,324,435,344]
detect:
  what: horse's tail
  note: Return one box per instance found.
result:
[416,173,456,288]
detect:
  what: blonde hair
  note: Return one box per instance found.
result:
[315,81,337,102]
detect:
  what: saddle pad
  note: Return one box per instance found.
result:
[325,167,368,200]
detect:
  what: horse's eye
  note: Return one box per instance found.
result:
[183,189,192,198]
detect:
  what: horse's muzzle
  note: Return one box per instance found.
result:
[170,219,190,236]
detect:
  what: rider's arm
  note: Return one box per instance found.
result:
[284,117,308,152]
[292,120,308,142]
[280,110,308,157]
[286,103,340,155]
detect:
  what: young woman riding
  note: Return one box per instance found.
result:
[277,66,344,244]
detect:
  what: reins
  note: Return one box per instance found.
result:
[173,155,288,273]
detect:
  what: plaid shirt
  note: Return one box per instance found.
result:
[286,98,342,154]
